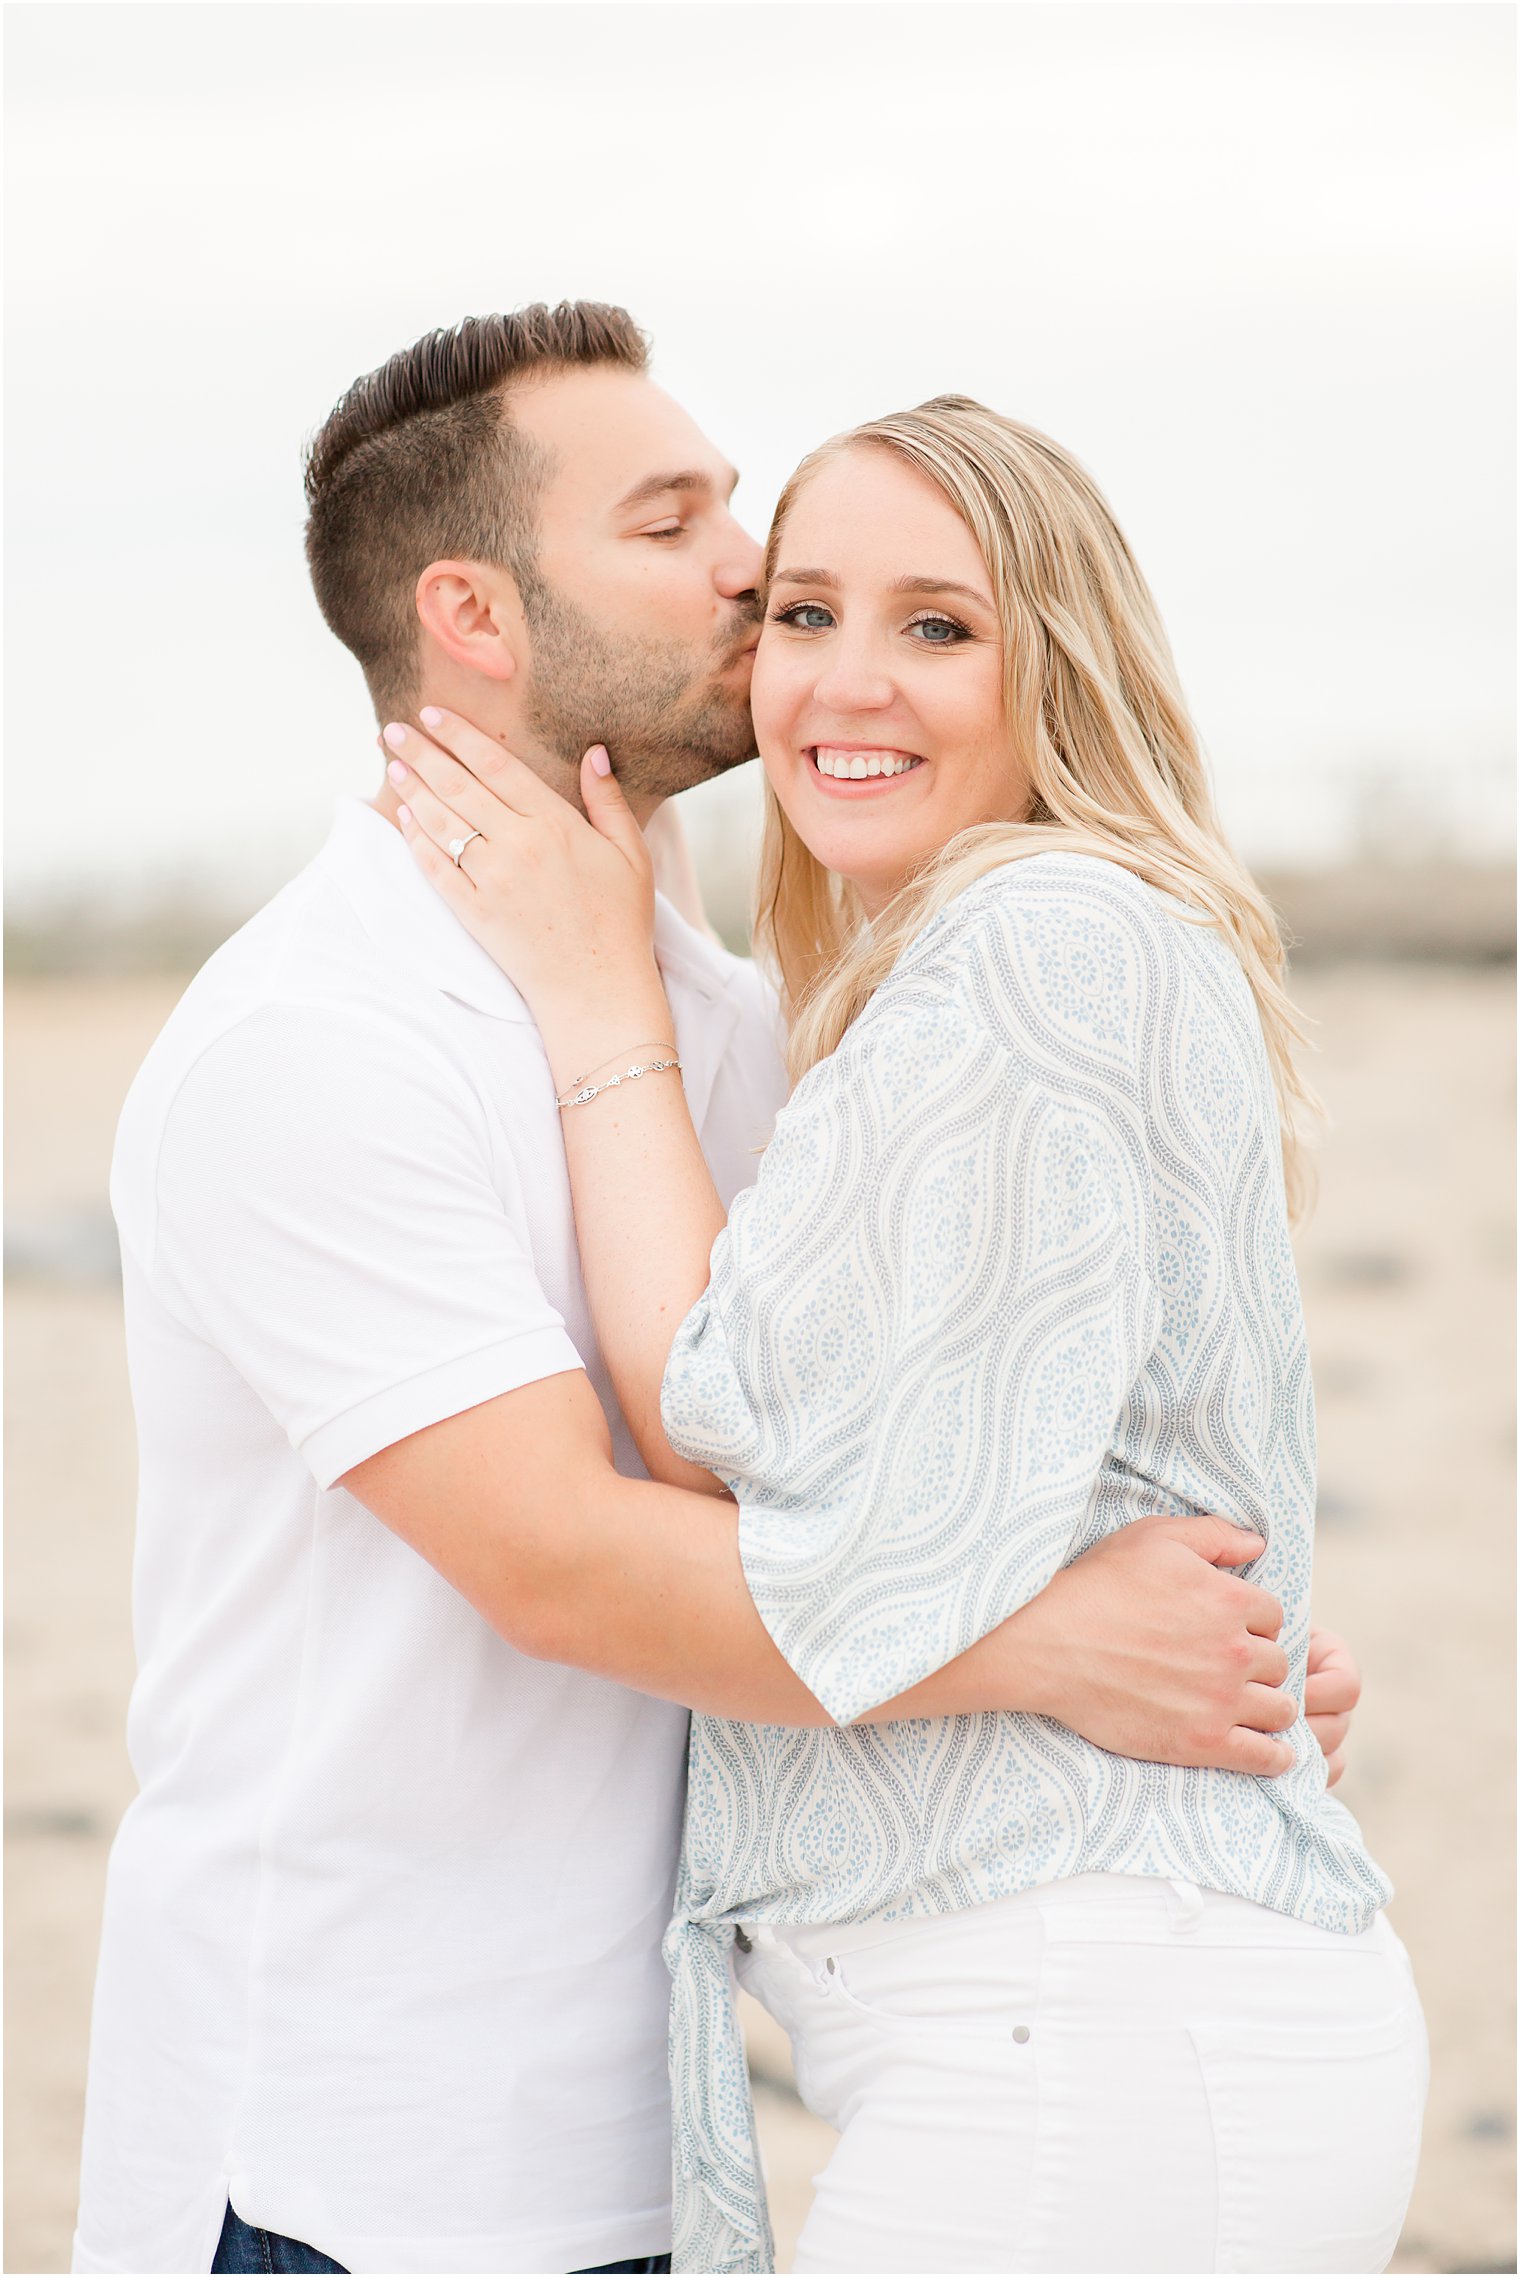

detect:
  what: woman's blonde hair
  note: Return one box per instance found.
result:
[752,395,1318,1219]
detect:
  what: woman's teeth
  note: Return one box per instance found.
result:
[812,747,924,779]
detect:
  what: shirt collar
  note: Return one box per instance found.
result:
[322,795,538,1020]
[318,792,748,1051]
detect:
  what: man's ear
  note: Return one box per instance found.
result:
[414,559,519,685]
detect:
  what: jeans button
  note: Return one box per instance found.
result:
[1012,2024,1031,2044]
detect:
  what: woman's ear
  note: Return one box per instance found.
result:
[414,559,519,685]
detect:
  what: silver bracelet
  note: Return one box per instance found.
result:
[555,1053,682,1110]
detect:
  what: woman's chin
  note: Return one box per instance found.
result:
[804,843,915,913]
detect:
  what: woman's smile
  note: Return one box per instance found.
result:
[752,444,1021,914]
[807,743,928,791]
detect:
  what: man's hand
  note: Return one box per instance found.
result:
[1305,1625,1360,1787]
[347,1386,1313,1763]
[973,1514,1296,1775]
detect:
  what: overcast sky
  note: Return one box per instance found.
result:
[5,1,1514,924]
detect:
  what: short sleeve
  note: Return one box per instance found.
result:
[144,1002,583,1487]
[661,917,1163,1726]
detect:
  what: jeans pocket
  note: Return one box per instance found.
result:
[823,1912,1046,2039]
[1191,1982,1427,2273]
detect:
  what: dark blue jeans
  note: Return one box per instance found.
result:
[211,2206,345,2274]
[211,2202,670,2274]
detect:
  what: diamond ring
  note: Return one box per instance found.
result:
[448,830,485,870]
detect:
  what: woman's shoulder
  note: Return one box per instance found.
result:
[942,849,1190,945]
[893,851,1203,1034]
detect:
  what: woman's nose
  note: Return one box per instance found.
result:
[812,644,895,714]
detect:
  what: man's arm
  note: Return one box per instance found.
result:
[342,1369,1297,1773]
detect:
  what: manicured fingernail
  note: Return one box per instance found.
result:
[383,722,407,751]
[387,758,408,785]
[397,804,412,827]
[419,705,443,728]
[588,745,611,776]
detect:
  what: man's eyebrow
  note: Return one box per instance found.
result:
[770,568,995,610]
[613,465,740,514]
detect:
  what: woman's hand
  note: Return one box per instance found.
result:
[384,707,674,1089]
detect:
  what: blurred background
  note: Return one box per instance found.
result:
[5,4,1514,2271]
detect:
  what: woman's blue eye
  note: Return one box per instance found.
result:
[910,614,968,644]
[773,602,835,631]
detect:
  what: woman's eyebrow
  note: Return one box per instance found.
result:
[889,575,995,607]
[770,567,994,609]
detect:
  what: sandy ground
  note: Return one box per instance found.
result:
[4,962,1514,2276]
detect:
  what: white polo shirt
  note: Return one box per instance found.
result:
[72,796,787,2277]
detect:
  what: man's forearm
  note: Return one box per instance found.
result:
[346,1378,1292,1770]
[345,1371,1048,1725]
[531,1471,1060,1726]
[524,1470,1296,1775]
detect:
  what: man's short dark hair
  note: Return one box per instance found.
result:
[304,302,650,720]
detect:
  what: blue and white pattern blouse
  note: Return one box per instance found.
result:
[658,853,1391,2273]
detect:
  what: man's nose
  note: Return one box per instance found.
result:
[714,520,765,605]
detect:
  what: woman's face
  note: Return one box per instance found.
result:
[751,446,1027,916]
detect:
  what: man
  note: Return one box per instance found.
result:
[74,303,1356,2277]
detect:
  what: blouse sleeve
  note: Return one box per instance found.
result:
[661,882,1165,1725]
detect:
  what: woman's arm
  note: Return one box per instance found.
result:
[371,718,1299,1768]
[552,1021,731,1495]
[383,713,748,1490]
[342,1364,1293,1769]
[380,719,1308,1770]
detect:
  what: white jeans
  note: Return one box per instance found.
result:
[736,1874,1427,2275]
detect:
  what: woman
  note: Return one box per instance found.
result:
[382,399,1426,2274]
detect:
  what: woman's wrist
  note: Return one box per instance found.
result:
[534,967,675,1094]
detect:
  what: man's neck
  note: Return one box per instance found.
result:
[367,690,662,831]
[368,775,664,836]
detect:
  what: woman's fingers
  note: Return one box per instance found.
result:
[580,745,652,867]
[383,722,509,834]
[395,799,475,905]
[411,706,563,817]
[388,763,490,886]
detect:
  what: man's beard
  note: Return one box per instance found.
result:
[518,573,758,799]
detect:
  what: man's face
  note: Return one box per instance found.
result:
[507,366,764,798]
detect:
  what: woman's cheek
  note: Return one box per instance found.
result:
[748,637,790,752]
[751,643,810,814]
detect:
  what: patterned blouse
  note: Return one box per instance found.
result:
[658,854,1391,2273]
